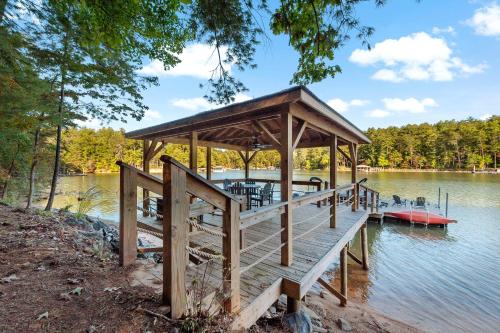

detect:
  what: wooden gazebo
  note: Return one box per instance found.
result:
[118,86,379,329]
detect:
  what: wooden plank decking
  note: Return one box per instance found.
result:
[139,202,368,329]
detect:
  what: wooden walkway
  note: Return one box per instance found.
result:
[140,203,368,329]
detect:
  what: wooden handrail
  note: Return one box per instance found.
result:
[160,155,238,210]
[292,189,334,208]
[240,202,287,230]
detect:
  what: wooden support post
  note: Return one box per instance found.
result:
[340,246,347,306]
[376,193,380,213]
[318,277,346,305]
[330,135,337,228]
[223,198,241,313]
[361,223,369,270]
[244,150,250,180]
[316,182,322,208]
[280,110,293,266]
[348,143,357,212]
[189,131,198,173]
[371,191,375,213]
[239,200,247,250]
[206,147,212,181]
[323,181,329,206]
[364,187,368,210]
[142,140,151,217]
[163,161,188,319]
[119,165,137,267]
[287,296,300,313]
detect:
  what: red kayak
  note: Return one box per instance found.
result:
[384,211,457,225]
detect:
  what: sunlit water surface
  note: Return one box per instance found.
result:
[39,170,500,333]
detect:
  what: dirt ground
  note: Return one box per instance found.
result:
[0,204,423,333]
[0,205,230,332]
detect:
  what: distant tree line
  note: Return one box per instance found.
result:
[359,117,499,170]
[57,116,499,176]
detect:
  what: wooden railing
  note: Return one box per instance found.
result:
[358,183,380,214]
[118,157,380,320]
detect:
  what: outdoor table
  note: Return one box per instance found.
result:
[228,184,261,209]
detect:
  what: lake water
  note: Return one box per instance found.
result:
[40,170,500,333]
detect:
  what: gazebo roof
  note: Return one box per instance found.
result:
[126,86,370,150]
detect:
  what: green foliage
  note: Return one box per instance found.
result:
[74,186,114,218]
[271,0,384,85]
[358,116,500,170]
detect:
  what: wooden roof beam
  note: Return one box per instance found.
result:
[289,102,360,144]
[292,119,308,150]
[253,120,281,149]
[163,137,246,151]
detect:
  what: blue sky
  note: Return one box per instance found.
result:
[93,0,500,132]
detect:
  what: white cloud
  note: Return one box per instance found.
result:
[371,69,403,82]
[349,32,485,82]
[432,26,455,35]
[327,98,369,113]
[367,109,390,118]
[171,93,252,112]
[479,113,492,120]
[139,43,231,79]
[144,110,161,119]
[382,97,438,114]
[466,3,500,37]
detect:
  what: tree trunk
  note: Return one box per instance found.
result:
[45,35,67,211]
[26,126,41,208]
[45,82,64,211]
[0,143,20,200]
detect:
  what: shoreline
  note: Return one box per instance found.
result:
[62,168,497,175]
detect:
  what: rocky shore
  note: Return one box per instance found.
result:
[0,204,423,332]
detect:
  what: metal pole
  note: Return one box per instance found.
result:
[438,187,441,209]
[445,193,449,218]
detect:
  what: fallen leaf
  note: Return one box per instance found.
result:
[60,292,71,301]
[103,287,120,292]
[37,311,48,320]
[0,274,19,284]
[70,287,83,295]
[67,278,80,284]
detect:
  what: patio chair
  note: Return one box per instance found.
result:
[415,197,426,208]
[392,195,407,206]
[250,182,273,208]
[223,179,232,191]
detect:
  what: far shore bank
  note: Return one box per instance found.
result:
[65,167,497,176]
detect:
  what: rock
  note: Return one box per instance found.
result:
[269,306,277,315]
[337,318,352,331]
[263,310,272,319]
[90,218,108,231]
[0,274,19,283]
[312,325,328,333]
[282,310,313,333]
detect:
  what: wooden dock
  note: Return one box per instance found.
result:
[117,87,380,329]
[118,159,378,329]
[140,201,368,328]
